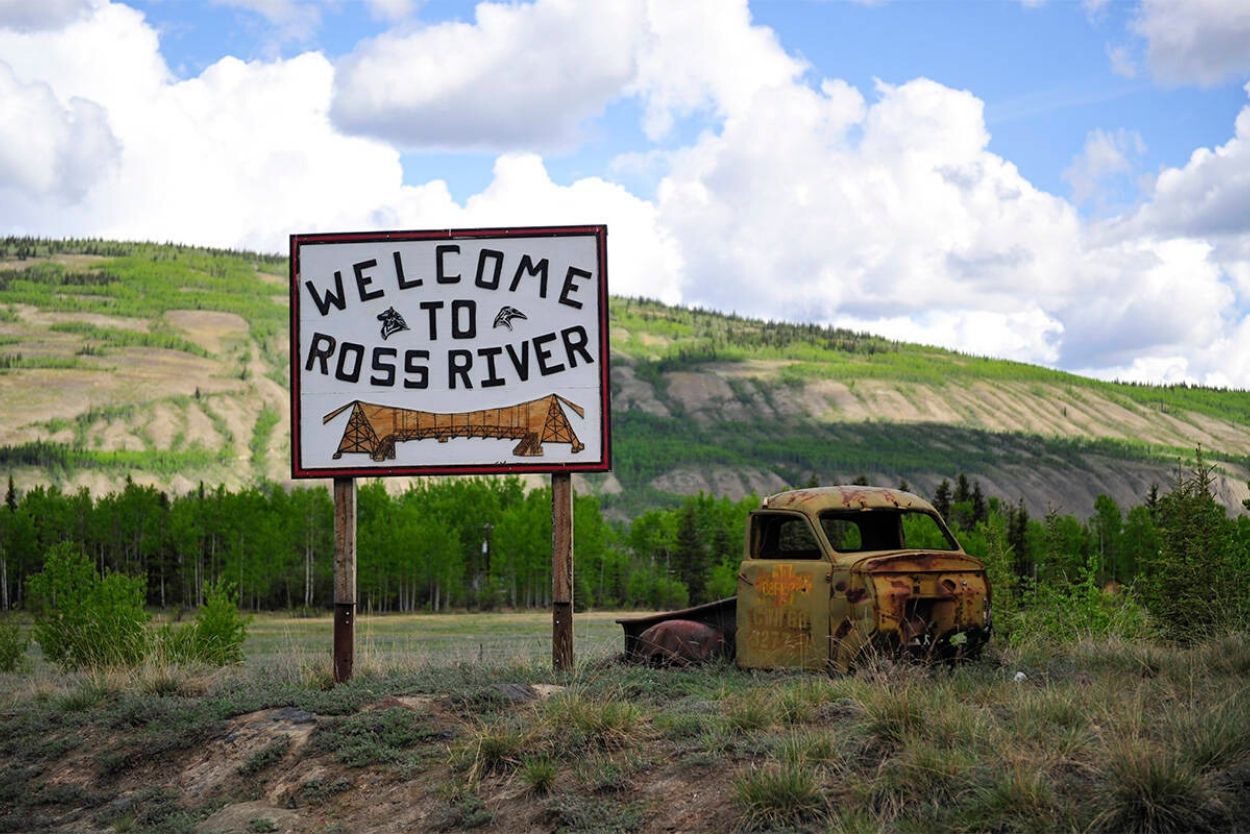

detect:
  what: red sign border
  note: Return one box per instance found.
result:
[289,225,611,479]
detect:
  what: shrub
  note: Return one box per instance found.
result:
[1141,454,1247,641]
[188,579,249,664]
[734,763,826,830]
[27,543,149,669]
[314,707,436,769]
[0,615,29,672]
[544,692,645,754]
[1092,738,1227,833]
[1009,570,1154,646]
[161,579,250,665]
[518,756,557,794]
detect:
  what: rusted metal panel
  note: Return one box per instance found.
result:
[762,486,927,513]
[737,557,832,670]
[617,597,738,660]
[635,620,727,665]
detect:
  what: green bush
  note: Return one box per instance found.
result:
[0,615,29,672]
[1141,456,1247,641]
[1008,554,1154,646]
[161,579,249,665]
[27,542,149,669]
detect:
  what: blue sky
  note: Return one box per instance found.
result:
[1,0,1249,385]
[129,0,1246,205]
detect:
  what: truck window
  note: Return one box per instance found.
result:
[820,510,959,552]
[752,514,822,560]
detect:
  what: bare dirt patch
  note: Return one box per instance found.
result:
[205,393,259,465]
[0,369,115,444]
[651,466,786,500]
[17,306,150,332]
[665,371,753,422]
[184,401,223,447]
[0,254,107,272]
[612,364,670,417]
[98,418,146,452]
[164,309,249,356]
[145,402,182,450]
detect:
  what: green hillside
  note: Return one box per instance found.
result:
[1,237,1247,517]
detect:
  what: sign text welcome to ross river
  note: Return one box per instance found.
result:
[289,226,610,478]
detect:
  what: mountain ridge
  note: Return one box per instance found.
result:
[1,239,1246,518]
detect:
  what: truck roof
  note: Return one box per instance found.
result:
[760,486,937,514]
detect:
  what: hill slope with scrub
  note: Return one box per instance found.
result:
[0,237,1247,517]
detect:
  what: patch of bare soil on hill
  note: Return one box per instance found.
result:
[8,675,784,834]
[14,304,150,333]
[209,393,260,465]
[144,402,182,450]
[0,254,107,271]
[665,371,755,422]
[98,418,146,452]
[612,363,670,417]
[0,349,238,448]
[184,400,224,447]
[116,348,226,394]
[651,466,787,500]
[0,369,117,444]
[574,471,623,496]
[164,310,249,356]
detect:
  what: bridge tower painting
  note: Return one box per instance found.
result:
[323,394,586,461]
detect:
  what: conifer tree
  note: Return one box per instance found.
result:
[673,504,707,604]
[954,473,972,505]
[934,479,952,521]
[970,481,987,526]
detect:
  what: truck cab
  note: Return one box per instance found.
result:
[619,486,991,672]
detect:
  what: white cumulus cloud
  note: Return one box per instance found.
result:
[1124,87,1250,239]
[628,0,806,141]
[2,0,1250,388]
[331,0,645,150]
[1133,0,1250,87]
[0,0,95,32]
[0,60,118,201]
[210,0,321,44]
[1063,127,1145,207]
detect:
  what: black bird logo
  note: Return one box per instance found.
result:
[377,306,409,340]
[493,306,528,331]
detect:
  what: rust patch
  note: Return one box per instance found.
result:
[756,563,813,606]
[637,620,726,665]
[743,605,812,653]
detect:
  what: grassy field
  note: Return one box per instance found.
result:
[240,610,636,671]
[1,613,1248,833]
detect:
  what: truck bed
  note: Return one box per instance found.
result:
[616,597,738,661]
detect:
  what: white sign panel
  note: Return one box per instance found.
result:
[289,226,610,478]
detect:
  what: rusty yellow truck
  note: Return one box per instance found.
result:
[618,486,992,672]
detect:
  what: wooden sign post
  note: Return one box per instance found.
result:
[333,476,356,683]
[552,472,573,670]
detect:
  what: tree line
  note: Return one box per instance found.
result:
[2,460,1248,639]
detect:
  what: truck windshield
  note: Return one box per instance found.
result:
[819,510,958,552]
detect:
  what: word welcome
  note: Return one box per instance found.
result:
[303,246,592,319]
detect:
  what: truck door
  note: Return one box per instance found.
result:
[737,511,832,670]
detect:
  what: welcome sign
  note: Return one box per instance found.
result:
[289,226,610,478]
